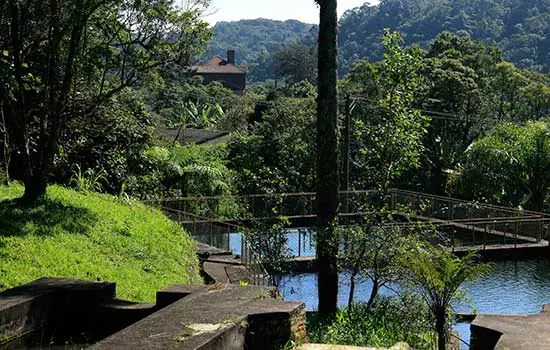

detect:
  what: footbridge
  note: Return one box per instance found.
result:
[147,189,550,280]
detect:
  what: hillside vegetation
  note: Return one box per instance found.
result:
[206,19,316,81]
[339,0,550,73]
[0,184,202,302]
[209,0,550,78]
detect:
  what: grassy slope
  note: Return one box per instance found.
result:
[0,184,202,302]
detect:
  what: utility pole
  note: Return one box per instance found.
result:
[342,94,351,213]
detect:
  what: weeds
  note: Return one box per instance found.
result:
[69,164,106,192]
[308,295,437,349]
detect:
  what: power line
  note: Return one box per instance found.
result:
[173,90,532,126]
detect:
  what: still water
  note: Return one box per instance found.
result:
[279,259,550,349]
[196,231,550,348]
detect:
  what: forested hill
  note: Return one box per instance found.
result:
[209,0,550,79]
[206,19,316,80]
[339,0,550,73]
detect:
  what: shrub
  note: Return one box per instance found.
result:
[308,295,437,349]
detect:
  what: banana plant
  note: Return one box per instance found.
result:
[172,100,224,146]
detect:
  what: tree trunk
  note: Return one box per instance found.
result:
[348,271,357,310]
[0,104,10,184]
[435,308,447,350]
[366,280,379,309]
[22,173,48,204]
[316,0,339,317]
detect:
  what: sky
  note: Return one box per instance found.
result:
[205,0,378,25]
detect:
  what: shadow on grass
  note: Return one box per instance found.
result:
[0,198,98,238]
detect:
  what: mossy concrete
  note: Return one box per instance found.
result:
[90,283,305,350]
[1,278,305,349]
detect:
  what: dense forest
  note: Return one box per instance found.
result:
[209,0,550,78]
[206,19,317,82]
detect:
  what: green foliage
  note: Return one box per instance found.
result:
[308,296,436,349]
[456,120,550,210]
[340,211,423,309]
[69,164,107,193]
[414,31,501,194]
[339,0,550,74]
[0,183,202,301]
[272,43,318,84]
[141,77,257,132]
[211,0,550,78]
[206,19,316,82]
[403,245,491,350]
[345,30,430,191]
[127,143,234,200]
[244,222,292,275]
[0,0,212,201]
[228,97,317,194]
[182,101,224,129]
[53,89,154,195]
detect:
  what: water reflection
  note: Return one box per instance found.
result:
[280,259,550,349]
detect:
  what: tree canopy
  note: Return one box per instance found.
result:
[208,0,550,80]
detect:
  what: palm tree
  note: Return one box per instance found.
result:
[405,245,491,350]
[314,0,340,316]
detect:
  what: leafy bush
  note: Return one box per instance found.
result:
[0,183,202,301]
[308,295,436,349]
[228,97,317,195]
[127,143,235,203]
[454,121,550,211]
[53,89,154,195]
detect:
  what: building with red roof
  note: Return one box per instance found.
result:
[189,50,248,93]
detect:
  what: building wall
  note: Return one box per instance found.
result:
[198,72,246,92]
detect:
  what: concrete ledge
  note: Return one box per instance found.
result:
[2,278,305,349]
[91,284,305,350]
[470,305,550,349]
[0,277,116,343]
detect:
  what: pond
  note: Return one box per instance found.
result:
[278,259,550,349]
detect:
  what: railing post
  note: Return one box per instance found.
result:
[452,233,455,253]
[241,234,246,264]
[227,224,231,251]
[298,230,302,257]
[515,221,518,248]
[209,220,213,247]
[483,225,487,250]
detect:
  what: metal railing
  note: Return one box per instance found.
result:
[156,190,380,221]
[390,189,550,244]
[149,202,273,287]
[150,189,550,260]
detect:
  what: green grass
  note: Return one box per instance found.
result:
[0,183,202,302]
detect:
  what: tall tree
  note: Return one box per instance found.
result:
[0,0,211,203]
[314,0,339,316]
